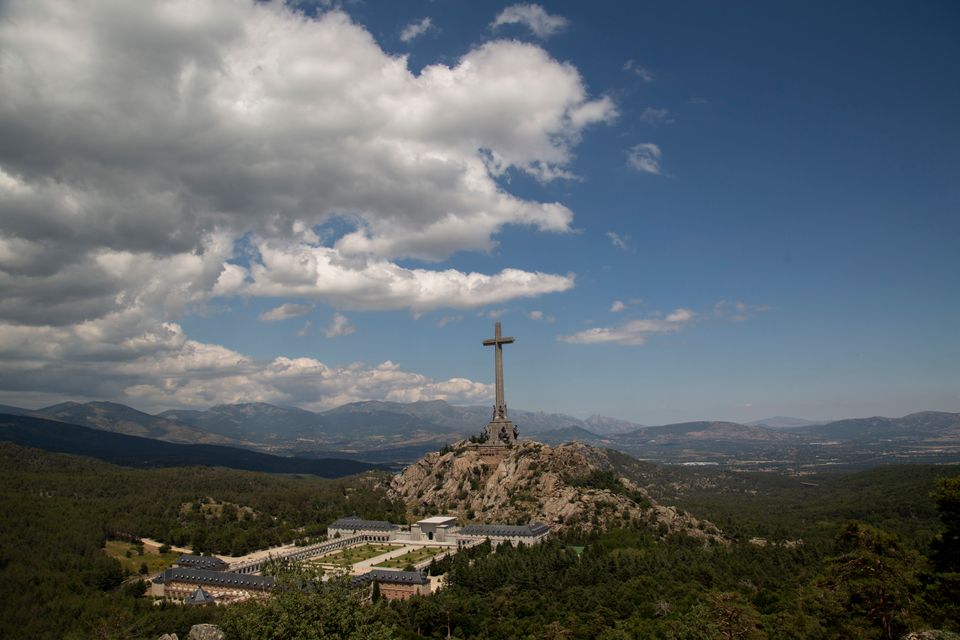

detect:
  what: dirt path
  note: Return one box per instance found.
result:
[139,538,192,555]
[218,543,299,566]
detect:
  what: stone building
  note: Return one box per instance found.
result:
[155,568,274,604]
[327,516,398,541]
[352,569,431,601]
[410,515,456,542]
[184,586,217,606]
[325,514,550,549]
[456,523,551,548]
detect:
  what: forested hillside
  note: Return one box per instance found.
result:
[0,443,402,639]
[2,442,957,639]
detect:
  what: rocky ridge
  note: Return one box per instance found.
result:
[389,439,724,541]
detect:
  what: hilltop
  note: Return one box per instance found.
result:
[388,439,723,541]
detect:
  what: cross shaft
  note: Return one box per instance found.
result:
[482,322,515,421]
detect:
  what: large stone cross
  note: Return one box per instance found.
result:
[483,321,515,422]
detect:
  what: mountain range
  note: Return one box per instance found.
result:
[0,413,383,477]
[1,399,958,469]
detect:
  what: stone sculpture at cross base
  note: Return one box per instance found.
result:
[482,322,518,446]
[484,417,518,445]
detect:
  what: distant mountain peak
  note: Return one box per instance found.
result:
[747,416,822,429]
[36,401,82,413]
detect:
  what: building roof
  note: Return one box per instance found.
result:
[184,586,216,605]
[175,554,228,571]
[328,516,398,532]
[458,522,551,538]
[158,568,275,591]
[417,516,457,525]
[352,569,430,587]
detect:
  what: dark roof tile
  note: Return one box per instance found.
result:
[458,522,550,538]
[159,567,274,590]
[329,516,397,532]
[352,569,429,587]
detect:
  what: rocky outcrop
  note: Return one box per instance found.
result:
[187,625,225,640]
[389,440,724,541]
[157,625,225,640]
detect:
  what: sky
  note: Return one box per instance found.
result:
[0,0,957,424]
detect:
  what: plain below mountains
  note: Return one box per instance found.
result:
[1,399,958,469]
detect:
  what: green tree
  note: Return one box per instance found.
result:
[924,477,960,629]
[221,566,395,640]
[930,477,960,573]
[816,522,920,639]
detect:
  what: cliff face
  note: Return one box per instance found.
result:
[389,440,723,541]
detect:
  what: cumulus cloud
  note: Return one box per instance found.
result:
[0,0,612,321]
[400,17,433,42]
[325,313,355,338]
[0,317,493,411]
[627,143,663,175]
[491,4,568,39]
[559,308,696,346]
[0,0,612,407]
[610,300,626,313]
[259,303,313,322]
[240,239,574,311]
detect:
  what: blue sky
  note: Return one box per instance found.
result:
[0,1,957,423]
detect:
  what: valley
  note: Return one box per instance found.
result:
[3,399,958,471]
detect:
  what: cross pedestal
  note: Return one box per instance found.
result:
[482,322,518,445]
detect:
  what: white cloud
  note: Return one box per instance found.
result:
[243,239,575,311]
[400,17,433,42]
[606,231,631,251]
[483,308,507,319]
[623,59,654,82]
[639,107,673,125]
[627,143,663,175]
[259,303,313,322]
[0,317,493,411]
[296,320,312,337]
[325,313,355,338]
[491,4,569,39]
[610,300,626,313]
[527,309,555,323]
[559,308,696,346]
[437,315,463,327]
[0,0,613,321]
[0,0,614,408]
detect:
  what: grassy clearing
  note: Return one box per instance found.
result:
[374,546,445,569]
[318,543,400,565]
[104,540,179,575]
